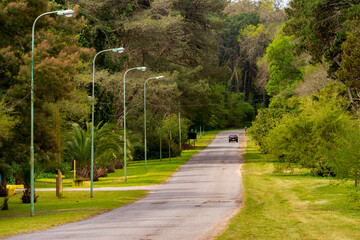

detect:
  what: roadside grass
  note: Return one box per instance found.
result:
[34,130,221,188]
[0,190,146,238]
[217,139,360,240]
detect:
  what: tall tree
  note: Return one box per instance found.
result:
[0,1,94,168]
[265,34,303,95]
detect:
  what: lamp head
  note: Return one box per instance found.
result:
[57,9,74,18]
[113,47,125,54]
[155,76,164,79]
[137,67,146,72]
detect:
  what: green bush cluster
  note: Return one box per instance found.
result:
[249,82,360,186]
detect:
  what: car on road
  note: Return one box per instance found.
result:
[228,135,238,142]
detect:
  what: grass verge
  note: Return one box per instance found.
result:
[0,190,146,238]
[217,139,360,240]
[35,130,222,188]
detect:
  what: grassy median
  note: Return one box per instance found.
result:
[217,139,360,240]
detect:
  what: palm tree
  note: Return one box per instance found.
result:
[64,122,132,180]
[19,163,38,203]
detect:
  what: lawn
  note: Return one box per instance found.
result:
[35,130,221,188]
[0,190,146,238]
[217,139,360,240]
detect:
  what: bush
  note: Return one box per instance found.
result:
[249,82,357,180]
[265,96,351,169]
[324,123,360,186]
[248,94,300,152]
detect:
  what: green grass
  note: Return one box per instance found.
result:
[0,190,146,238]
[217,139,360,240]
[35,130,222,188]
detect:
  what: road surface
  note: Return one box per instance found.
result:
[8,130,245,240]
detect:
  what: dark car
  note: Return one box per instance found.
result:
[229,135,238,142]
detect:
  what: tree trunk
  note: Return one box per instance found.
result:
[169,123,172,162]
[55,107,63,198]
[168,139,171,161]
[160,132,162,161]
[347,87,358,115]
[243,70,247,96]
[56,170,63,198]
[0,181,8,197]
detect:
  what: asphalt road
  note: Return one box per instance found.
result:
[8,130,245,240]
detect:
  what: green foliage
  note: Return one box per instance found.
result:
[0,1,94,171]
[265,34,303,95]
[0,159,12,182]
[0,99,18,148]
[219,12,260,66]
[248,92,301,152]
[63,122,130,168]
[249,81,360,184]
[0,0,286,181]
[265,97,350,169]
[325,123,360,186]
[219,12,260,94]
[226,93,254,127]
[284,0,360,78]
[338,22,360,89]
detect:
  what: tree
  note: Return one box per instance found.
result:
[248,91,301,152]
[265,34,303,95]
[284,0,360,77]
[64,0,135,71]
[219,12,260,93]
[172,0,226,68]
[0,99,18,148]
[123,0,185,71]
[161,114,181,160]
[64,122,130,180]
[0,159,12,197]
[326,124,360,187]
[0,1,94,169]
[337,23,360,116]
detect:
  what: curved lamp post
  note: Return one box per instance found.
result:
[30,9,74,217]
[90,47,124,198]
[144,76,164,169]
[123,67,146,182]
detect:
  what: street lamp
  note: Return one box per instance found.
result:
[179,110,181,149]
[144,76,164,169]
[123,67,146,182]
[30,9,74,217]
[90,47,125,198]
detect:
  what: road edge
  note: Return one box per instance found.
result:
[197,130,248,240]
